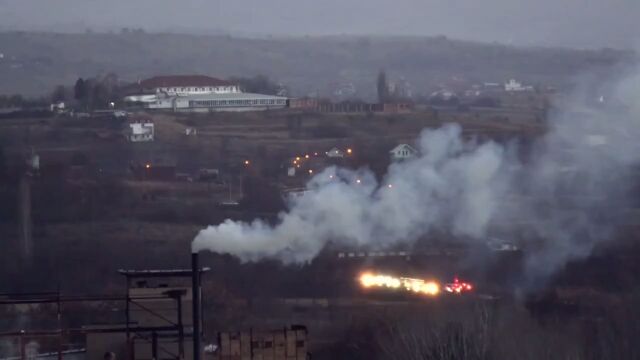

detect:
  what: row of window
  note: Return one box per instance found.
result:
[189,99,286,107]
[243,340,305,349]
[157,86,237,93]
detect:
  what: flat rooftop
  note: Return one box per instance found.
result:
[178,92,287,101]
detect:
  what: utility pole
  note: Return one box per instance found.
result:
[18,169,33,263]
[18,125,37,265]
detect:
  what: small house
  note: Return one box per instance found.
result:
[129,120,154,142]
[326,147,345,158]
[390,144,417,161]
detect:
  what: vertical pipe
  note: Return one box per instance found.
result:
[151,332,158,360]
[177,295,184,359]
[192,252,201,360]
[20,333,25,360]
[57,288,62,360]
[125,277,131,360]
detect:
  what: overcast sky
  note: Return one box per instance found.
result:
[0,0,638,49]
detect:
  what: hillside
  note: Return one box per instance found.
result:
[0,31,635,97]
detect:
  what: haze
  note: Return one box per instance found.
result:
[1,0,638,48]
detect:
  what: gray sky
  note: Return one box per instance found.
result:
[0,0,638,48]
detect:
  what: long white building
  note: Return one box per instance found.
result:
[138,75,241,96]
[124,75,287,112]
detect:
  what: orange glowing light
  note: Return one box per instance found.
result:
[296,157,301,161]
[359,272,440,296]
[444,277,474,294]
[244,160,250,166]
[347,148,353,154]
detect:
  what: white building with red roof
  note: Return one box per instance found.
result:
[124,75,288,112]
[138,75,241,96]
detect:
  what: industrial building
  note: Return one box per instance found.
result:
[124,75,288,112]
[216,326,308,360]
[0,254,209,360]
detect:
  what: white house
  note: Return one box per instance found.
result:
[129,121,154,142]
[504,79,534,92]
[390,144,417,161]
[50,102,65,112]
[326,147,345,158]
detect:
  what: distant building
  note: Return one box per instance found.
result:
[483,82,501,89]
[429,90,458,103]
[288,98,319,110]
[390,144,417,161]
[124,75,288,112]
[215,326,308,360]
[50,102,65,112]
[383,103,412,113]
[326,147,345,158]
[504,79,534,92]
[137,75,240,96]
[197,168,219,181]
[129,120,154,142]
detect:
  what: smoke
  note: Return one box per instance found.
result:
[193,124,506,262]
[506,66,640,285]
[193,65,640,284]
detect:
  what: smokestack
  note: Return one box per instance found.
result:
[191,252,201,360]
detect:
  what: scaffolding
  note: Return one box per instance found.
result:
[0,256,209,360]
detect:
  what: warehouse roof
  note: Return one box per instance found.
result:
[140,75,235,88]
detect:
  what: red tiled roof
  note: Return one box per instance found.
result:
[140,75,235,88]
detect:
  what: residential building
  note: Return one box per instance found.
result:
[129,120,154,142]
[326,147,345,158]
[390,144,417,161]
[505,79,534,92]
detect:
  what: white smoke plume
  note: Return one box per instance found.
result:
[193,65,640,282]
[505,66,640,285]
[193,124,506,262]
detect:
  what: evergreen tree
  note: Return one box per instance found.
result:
[74,78,87,103]
[377,70,389,104]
